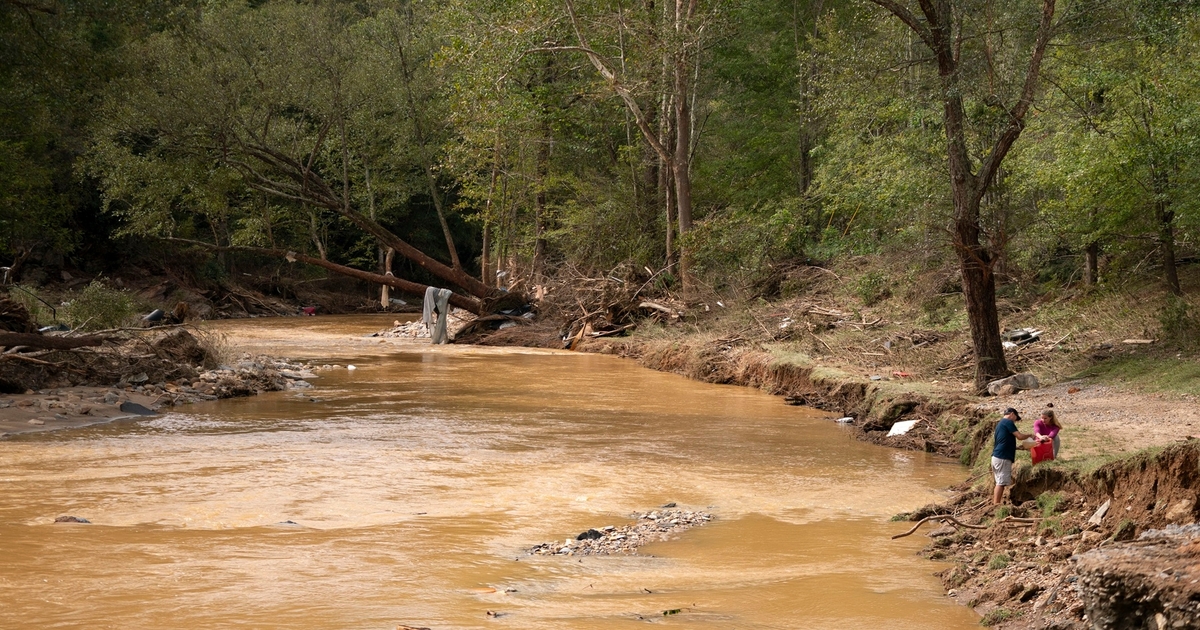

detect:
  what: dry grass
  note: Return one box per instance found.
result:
[618,249,1200,396]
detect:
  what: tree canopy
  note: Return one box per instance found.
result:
[3,0,1200,379]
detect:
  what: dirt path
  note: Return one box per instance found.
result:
[975,379,1200,460]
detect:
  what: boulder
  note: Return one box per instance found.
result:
[1072,525,1200,630]
[986,372,1040,396]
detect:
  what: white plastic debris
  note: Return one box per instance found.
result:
[887,419,919,437]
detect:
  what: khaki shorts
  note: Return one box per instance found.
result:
[991,457,1013,486]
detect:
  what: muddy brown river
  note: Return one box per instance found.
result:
[0,315,978,628]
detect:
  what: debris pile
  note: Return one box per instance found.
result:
[529,508,713,556]
[371,313,474,340]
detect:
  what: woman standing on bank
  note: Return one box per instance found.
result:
[1034,406,1062,459]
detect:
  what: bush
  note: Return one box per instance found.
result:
[8,285,56,326]
[1159,295,1200,348]
[853,270,891,306]
[64,281,137,331]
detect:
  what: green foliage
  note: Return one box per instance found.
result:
[853,271,891,306]
[986,553,1011,571]
[685,198,809,289]
[8,285,56,326]
[1159,295,1200,348]
[63,281,137,331]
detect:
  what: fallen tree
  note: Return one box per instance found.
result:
[165,239,504,315]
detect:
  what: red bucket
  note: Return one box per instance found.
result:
[1031,441,1054,465]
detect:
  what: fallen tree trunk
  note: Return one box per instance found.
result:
[0,332,106,350]
[166,239,486,314]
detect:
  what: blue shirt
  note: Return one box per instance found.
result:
[992,417,1019,461]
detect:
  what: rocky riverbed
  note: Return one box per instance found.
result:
[529,507,713,556]
[0,351,333,438]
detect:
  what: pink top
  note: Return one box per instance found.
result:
[1034,418,1060,439]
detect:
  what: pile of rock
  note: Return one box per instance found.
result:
[158,354,324,404]
[371,311,475,340]
[373,319,431,339]
[529,508,713,556]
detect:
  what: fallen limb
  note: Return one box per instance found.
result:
[0,353,61,366]
[0,332,107,350]
[589,323,636,338]
[638,301,678,317]
[892,514,988,539]
[165,238,485,314]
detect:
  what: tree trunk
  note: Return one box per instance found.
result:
[1084,240,1099,286]
[672,0,696,292]
[1158,202,1182,296]
[425,166,462,270]
[0,332,106,350]
[869,0,1055,392]
[533,121,551,280]
[380,247,395,308]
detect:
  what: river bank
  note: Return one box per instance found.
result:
[6,307,1197,628]
[559,330,1200,629]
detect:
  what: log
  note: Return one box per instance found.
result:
[0,332,106,350]
[165,238,486,314]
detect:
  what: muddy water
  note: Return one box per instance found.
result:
[0,315,978,629]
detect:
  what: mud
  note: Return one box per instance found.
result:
[900,442,1200,629]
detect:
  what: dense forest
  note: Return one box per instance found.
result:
[3,0,1199,387]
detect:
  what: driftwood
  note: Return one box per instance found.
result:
[638,300,679,318]
[891,514,988,539]
[589,323,636,338]
[892,514,1043,539]
[0,332,107,350]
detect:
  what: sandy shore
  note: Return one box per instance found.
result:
[0,387,163,438]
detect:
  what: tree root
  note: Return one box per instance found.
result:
[892,514,988,539]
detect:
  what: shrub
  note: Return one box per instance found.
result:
[64,281,137,331]
[1159,295,1200,348]
[853,270,891,306]
[8,285,56,326]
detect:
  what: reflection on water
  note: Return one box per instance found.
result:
[0,315,978,629]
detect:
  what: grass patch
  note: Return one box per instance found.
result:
[987,553,1011,570]
[1036,491,1066,517]
[981,607,1020,626]
[1075,355,1200,397]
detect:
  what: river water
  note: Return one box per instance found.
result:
[0,315,978,629]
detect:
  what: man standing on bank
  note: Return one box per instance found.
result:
[992,408,1032,505]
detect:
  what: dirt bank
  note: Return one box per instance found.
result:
[0,327,325,439]
[467,324,1200,629]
